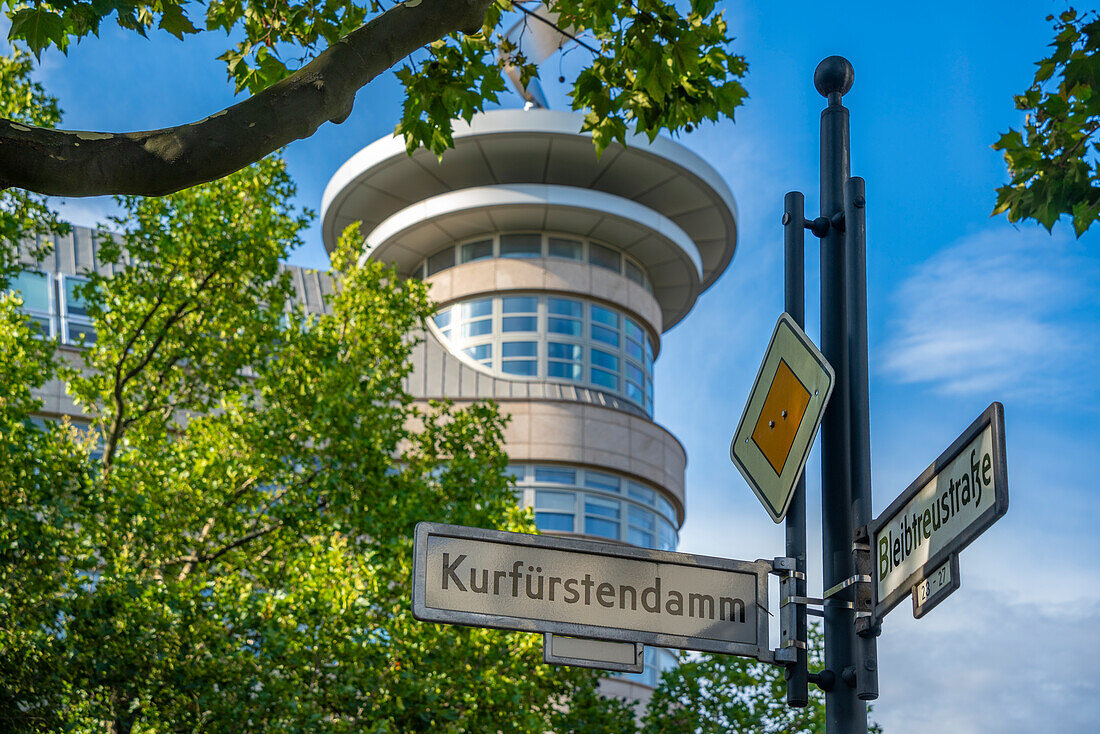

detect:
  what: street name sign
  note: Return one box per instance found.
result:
[870,402,1008,619]
[911,553,959,619]
[412,522,774,661]
[543,634,643,673]
[730,313,835,523]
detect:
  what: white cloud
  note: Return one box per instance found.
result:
[882,227,1100,401]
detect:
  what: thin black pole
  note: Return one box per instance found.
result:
[783,191,809,707]
[844,175,879,702]
[815,56,867,734]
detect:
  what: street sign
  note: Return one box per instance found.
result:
[911,553,960,619]
[412,522,774,661]
[543,634,643,673]
[871,402,1008,619]
[730,313,835,523]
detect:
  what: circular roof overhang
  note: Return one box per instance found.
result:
[321,109,737,291]
[364,184,703,328]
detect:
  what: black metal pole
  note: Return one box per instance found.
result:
[844,175,879,702]
[783,191,809,707]
[815,56,867,734]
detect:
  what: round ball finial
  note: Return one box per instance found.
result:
[814,56,854,98]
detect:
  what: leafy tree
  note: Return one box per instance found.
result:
[0,88,637,731]
[994,8,1100,236]
[0,0,747,197]
[642,624,882,734]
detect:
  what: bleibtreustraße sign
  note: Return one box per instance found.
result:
[870,403,1008,619]
[412,522,774,661]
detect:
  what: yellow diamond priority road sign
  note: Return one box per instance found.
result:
[730,314,834,523]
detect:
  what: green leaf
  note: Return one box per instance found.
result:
[8,8,69,59]
[158,4,199,40]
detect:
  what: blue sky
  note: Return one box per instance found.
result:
[11,0,1100,731]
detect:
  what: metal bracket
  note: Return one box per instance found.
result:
[824,574,872,599]
[851,525,876,629]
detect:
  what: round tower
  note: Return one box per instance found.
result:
[321,108,737,700]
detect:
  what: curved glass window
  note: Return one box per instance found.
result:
[416,232,652,292]
[510,464,679,551]
[434,294,656,414]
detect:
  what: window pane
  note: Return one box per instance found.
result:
[590,304,619,328]
[590,348,618,371]
[463,299,493,318]
[629,505,656,531]
[535,489,575,510]
[66,323,97,346]
[585,471,620,493]
[548,237,582,260]
[548,361,583,380]
[628,481,655,505]
[548,298,582,317]
[536,513,575,532]
[628,528,655,548]
[502,341,537,358]
[645,337,655,363]
[64,278,89,318]
[504,464,526,480]
[461,239,494,263]
[548,317,581,336]
[27,315,52,337]
[463,344,492,361]
[502,316,537,332]
[624,318,643,342]
[535,467,576,484]
[657,518,677,550]
[547,342,582,360]
[656,496,677,522]
[584,517,619,539]
[625,259,646,286]
[626,382,644,403]
[13,271,50,312]
[501,360,537,376]
[463,320,492,338]
[499,233,542,258]
[433,309,451,328]
[591,368,618,390]
[626,362,644,384]
[589,242,621,272]
[427,248,454,275]
[502,295,538,313]
[591,324,619,346]
[626,339,644,361]
[585,495,620,518]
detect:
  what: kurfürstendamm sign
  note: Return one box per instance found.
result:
[412,522,774,661]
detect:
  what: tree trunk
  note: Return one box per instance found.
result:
[0,0,491,197]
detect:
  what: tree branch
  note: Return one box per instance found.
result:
[0,0,492,197]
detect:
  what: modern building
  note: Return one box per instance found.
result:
[321,108,738,703]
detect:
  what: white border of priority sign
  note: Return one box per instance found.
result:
[870,402,1008,620]
[730,313,835,523]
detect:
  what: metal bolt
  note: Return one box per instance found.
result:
[781,410,788,418]
[769,420,775,428]
[854,195,866,209]
[782,212,791,225]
